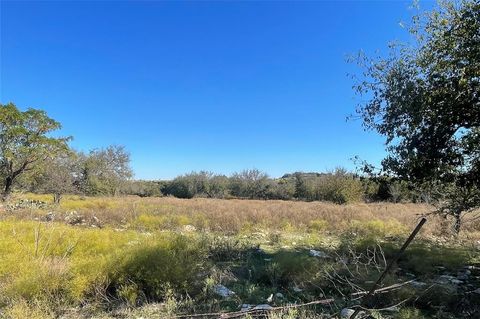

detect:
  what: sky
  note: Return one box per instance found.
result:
[0,1,432,180]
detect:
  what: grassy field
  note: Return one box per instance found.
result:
[0,194,479,318]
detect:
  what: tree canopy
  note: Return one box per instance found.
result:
[353,0,480,232]
[0,103,70,201]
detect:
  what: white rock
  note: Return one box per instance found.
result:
[213,284,235,298]
[266,294,273,303]
[465,265,480,271]
[309,249,329,258]
[340,308,355,318]
[340,308,364,318]
[183,224,196,232]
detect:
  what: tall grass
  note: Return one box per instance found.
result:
[1,194,479,318]
[14,193,480,238]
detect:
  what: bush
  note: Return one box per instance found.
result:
[109,234,207,301]
[123,180,163,197]
[0,221,207,308]
[313,169,364,204]
[164,172,228,199]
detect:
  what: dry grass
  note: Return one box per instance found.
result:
[8,193,480,239]
[1,194,479,319]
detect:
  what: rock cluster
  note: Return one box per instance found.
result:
[6,199,48,211]
[63,211,102,228]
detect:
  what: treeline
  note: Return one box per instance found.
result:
[1,103,418,205]
[125,169,419,204]
[13,145,419,205]
[20,160,419,205]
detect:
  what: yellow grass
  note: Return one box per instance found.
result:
[1,194,479,318]
[11,193,480,239]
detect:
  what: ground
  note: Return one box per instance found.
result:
[0,194,479,319]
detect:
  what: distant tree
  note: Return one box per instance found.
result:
[352,0,480,233]
[80,145,133,196]
[205,174,229,198]
[166,172,205,199]
[313,168,363,204]
[293,172,309,200]
[123,180,163,197]
[0,103,70,201]
[267,178,295,200]
[36,151,79,204]
[166,171,229,199]
[229,169,270,199]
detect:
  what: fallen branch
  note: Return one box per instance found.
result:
[350,279,416,298]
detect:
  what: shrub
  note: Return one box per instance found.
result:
[164,172,228,199]
[109,234,208,301]
[313,169,364,204]
[0,220,138,307]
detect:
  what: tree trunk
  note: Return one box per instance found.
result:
[453,212,462,235]
[1,177,13,202]
[53,193,62,204]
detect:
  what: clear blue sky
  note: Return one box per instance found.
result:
[0,1,431,180]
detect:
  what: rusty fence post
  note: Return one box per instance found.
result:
[349,217,427,319]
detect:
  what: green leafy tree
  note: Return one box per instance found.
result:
[352,0,480,233]
[0,103,70,201]
[313,168,363,204]
[123,180,163,197]
[165,171,229,199]
[80,145,133,196]
[229,169,270,199]
[293,172,309,200]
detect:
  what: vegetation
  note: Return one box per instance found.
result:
[78,145,133,197]
[1,1,479,318]
[0,103,414,205]
[0,103,70,201]
[161,169,371,204]
[0,194,478,318]
[352,0,480,233]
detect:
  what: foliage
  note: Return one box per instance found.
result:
[109,234,207,302]
[0,103,70,201]
[33,152,80,204]
[293,172,309,200]
[229,169,271,199]
[312,168,364,204]
[352,0,480,232]
[159,168,368,204]
[78,145,133,196]
[123,180,164,197]
[164,171,228,199]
